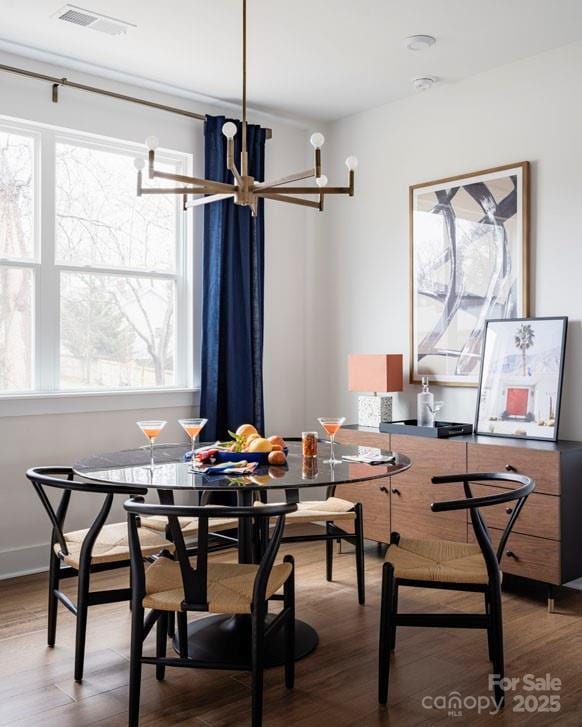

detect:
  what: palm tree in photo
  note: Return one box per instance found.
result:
[514,323,535,376]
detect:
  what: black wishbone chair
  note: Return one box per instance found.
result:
[378,472,535,709]
[26,467,174,682]
[258,437,366,604]
[124,498,297,727]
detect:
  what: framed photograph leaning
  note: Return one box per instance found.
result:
[475,317,568,442]
[410,162,530,386]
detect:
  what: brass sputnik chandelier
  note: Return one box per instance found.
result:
[134,0,357,216]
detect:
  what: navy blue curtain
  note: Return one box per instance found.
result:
[200,115,266,441]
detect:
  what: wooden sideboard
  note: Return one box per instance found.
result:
[335,426,582,610]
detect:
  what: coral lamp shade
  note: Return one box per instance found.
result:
[348,354,403,393]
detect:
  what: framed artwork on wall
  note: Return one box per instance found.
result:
[410,162,530,387]
[475,317,568,442]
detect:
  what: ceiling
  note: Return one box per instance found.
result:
[0,0,582,122]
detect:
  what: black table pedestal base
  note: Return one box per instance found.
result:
[172,614,318,668]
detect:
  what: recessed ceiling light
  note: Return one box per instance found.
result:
[404,35,436,51]
[412,76,437,91]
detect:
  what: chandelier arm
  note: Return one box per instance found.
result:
[151,168,235,193]
[227,156,244,188]
[139,187,215,196]
[256,192,322,209]
[185,192,235,209]
[256,168,316,191]
[262,186,351,195]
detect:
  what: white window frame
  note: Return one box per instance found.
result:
[0,115,197,416]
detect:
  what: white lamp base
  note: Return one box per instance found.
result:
[358,394,393,428]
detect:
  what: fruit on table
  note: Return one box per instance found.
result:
[248,437,273,453]
[268,435,286,449]
[268,450,286,466]
[236,423,258,439]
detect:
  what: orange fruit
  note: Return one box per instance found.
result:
[248,437,273,453]
[268,435,286,449]
[236,423,258,439]
[268,450,286,466]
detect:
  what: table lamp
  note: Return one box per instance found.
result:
[348,354,403,427]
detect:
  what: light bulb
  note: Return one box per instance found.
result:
[133,157,145,171]
[316,174,328,187]
[145,135,159,150]
[222,121,237,139]
[310,132,325,149]
[345,156,359,171]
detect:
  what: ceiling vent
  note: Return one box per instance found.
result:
[53,5,136,35]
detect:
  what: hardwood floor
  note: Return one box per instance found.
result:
[1,535,582,726]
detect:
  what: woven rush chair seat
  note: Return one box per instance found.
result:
[281,496,357,524]
[385,537,489,585]
[142,514,238,537]
[56,523,174,569]
[143,556,292,614]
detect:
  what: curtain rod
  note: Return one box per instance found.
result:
[0,62,272,138]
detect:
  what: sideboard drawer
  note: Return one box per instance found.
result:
[391,435,467,542]
[471,528,561,585]
[466,484,560,541]
[467,443,560,495]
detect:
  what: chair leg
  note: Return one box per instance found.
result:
[354,503,365,604]
[489,585,505,709]
[74,561,90,682]
[283,555,295,689]
[129,604,145,727]
[251,603,266,727]
[177,611,189,659]
[325,523,333,582]
[378,562,394,705]
[47,550,59,647]
[156,611,168,681]
[390,584,399,651]
[167,611,175,639]
[485,592,494,662]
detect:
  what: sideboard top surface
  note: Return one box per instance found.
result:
[343,424,582,453]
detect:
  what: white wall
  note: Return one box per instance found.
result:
[321,41,582,439]
[0,49,319,577]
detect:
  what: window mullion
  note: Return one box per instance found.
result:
[37,131,59,391]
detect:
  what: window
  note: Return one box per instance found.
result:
[0,118,192,396]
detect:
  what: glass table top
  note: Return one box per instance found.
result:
[74,441,411,492]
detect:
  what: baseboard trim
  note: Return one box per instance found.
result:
[0,543,48,581]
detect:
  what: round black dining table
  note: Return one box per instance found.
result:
[74,440,411,668]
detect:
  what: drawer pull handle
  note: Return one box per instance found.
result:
[391,488,401,495]
[506,507,513,515]
[505,464,517,472]
[506,550,516,559]
[379,486,389,493]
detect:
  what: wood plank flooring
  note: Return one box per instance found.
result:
[1,536,582,726]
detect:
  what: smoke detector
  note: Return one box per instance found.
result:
[412,76,437,91]
[404,35,436,51]
[53,5,136,35]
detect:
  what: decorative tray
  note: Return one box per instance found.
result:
[379,420,473,438]
[184,448,288,464]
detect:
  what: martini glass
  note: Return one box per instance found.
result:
[179,418,208,458]
[318,417,346,465]
[137,420,167,469]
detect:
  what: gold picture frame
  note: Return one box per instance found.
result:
[409,161,530,387]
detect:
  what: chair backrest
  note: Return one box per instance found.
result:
[123,498,297,611]
[26,466,147,562]
[430,472,535,583]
